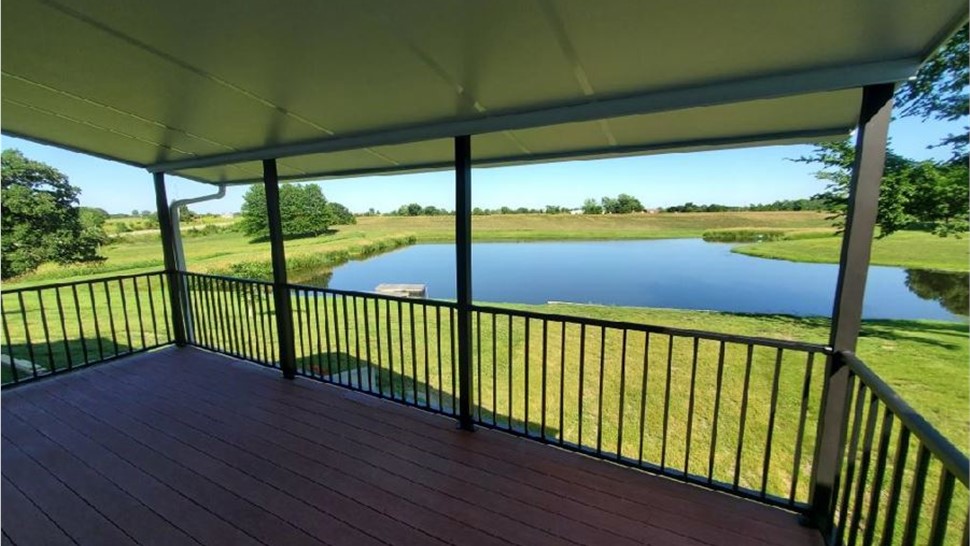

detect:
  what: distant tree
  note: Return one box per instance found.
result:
[327,202,356,225]
[143,212,160,229]
[582,198,603,215]
[602,193,644,214]
[131,208,140,217]
[140,210,151,217]
[239,183,334,238]
[177,204,199,222]
[1,149,106,278]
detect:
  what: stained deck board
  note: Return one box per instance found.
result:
[1,347,823,546]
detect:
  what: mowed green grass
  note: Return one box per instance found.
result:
[734,230,970,272]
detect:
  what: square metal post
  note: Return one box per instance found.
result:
[152,173,186,347]
[808,83,894,532]
[455,135,475,431]
[264,159,297,379]
[153,173,187,346]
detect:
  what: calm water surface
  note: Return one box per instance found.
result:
[323,240,967,321]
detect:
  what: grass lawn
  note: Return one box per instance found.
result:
[733,230,970,272]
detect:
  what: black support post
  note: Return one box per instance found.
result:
[808,83,894,532]
[153,173,187,346]
[264,159,297,379]
[455,135,475,431]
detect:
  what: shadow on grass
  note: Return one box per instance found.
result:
[294,350,558,437]
[2,336,143,385]
[858,320,970,350]
[247,229,338,244]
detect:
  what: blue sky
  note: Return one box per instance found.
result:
[1,115,960,215]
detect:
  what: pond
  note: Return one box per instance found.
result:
[318,239,967,321]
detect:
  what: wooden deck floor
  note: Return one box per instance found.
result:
[1,347,822,546]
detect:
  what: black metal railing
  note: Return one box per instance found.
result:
[182,272,278,368]
[288,283,459,416]
[825,351,969,546]
[467,304,830,510]
[1,271,174,386]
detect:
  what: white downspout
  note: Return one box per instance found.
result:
[169,184,227,343]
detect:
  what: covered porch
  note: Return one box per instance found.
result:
[2,1,968,545]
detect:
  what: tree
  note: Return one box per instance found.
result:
[895,25,968,161]
[238,183,335,239]
[796,26,969,237]
[795,141,969,237]
[327,202,356,225]
[1,149,106,278]
[602,193,644,214]
[177,204,198,222]
[582,198,603,215]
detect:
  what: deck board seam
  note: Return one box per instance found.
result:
[0,439,142,545]
[1,475,80,546]
[45,373,498,546]
[93,362,733,546]
[35,386,332,546]
[70,367,575,546]
[7,393,270,546]
[2,411,205,546]
[127,350,795,540]
[84,364,660,546]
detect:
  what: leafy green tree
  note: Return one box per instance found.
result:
[895,24,968,161]
[582,198,603,215]
[601,193,644,214]
[795,141,969,237]
[177,204,199,222]
[1,149,106,278]
[327,202,356,225]
[239,183,335,239]
[797,25,968,237]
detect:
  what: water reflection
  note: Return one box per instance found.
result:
[905,269,969,316]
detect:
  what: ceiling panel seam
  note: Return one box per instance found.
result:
[3,96,198,157]
[363,6,532,155]
[3,71,240,153]
[537,0,618,147]
[37,0,395,170]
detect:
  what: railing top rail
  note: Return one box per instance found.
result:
[287,282,459,308]
[470,302,832,353]
[1,270,168,295]
[182,270,273,287]
[842,350,969,486]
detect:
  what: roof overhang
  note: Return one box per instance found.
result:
[2,0,966,184]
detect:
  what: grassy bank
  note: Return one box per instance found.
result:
[733,230,970,272]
